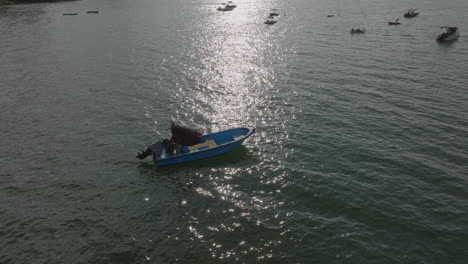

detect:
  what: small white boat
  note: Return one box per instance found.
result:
[437,26,459,41]
[388,18,401,25]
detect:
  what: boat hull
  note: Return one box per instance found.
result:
[156,127,254,167]
[437,33,459,41]
[404,13,419,18]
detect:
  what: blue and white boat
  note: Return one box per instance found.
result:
[137,126,255,167]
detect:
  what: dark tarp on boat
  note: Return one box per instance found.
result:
[170,122,202,146]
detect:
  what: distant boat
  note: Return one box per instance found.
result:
[437,26,459,42]
[265,19,277,25]
[63,13,78,16]
[87,11,99,14]
[350,28,365,34]
[217,1,236,11]
[269,12,280,17]
[217,7,233,11]
[137,125,255,167]
[404,9,419,18]
[388,18,401,25]
[327,15,335,17]
[217,3,236,11]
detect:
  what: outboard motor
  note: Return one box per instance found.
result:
[137,122,202,160]
[136,141,164,161]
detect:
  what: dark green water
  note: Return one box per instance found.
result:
[1,0,468,263]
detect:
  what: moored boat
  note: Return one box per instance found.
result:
[350,28,365,34]
[217,1,237,11]
[437,26,459,42]
[217,5,236,11]
[137,123,255,167]
[388,18,401,25]
[404,9,419,18]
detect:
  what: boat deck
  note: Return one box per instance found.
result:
[183,132,239,153]
[188,138,217,151]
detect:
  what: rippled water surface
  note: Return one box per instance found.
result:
[1,0,468,263]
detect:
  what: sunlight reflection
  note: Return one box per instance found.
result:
[173,0,291,132]
[162,0,299,261]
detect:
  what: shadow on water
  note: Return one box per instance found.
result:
[113,146,256,196]
[436,40,458,49]
[136,146,257,177]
